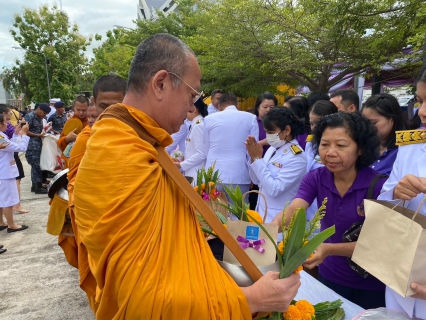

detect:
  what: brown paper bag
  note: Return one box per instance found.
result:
[352,199,426,297]
[223,191,278,267]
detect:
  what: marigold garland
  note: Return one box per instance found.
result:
[283,305,302,320]
[295,300,315,316]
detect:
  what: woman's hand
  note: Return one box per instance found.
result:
[411,283,426,300]
[174,162,181,169]
[245,136,263,161]
[14,123,22,135]
[394,174,426,200]
[19,124,29,136]
[303,243,329,269]
[241,272,301,313]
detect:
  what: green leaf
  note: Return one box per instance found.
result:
[280,225,335,278]
[215,211,228,224]
[283,208,306,265]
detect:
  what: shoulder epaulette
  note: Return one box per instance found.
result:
[290,144,303,155]
[395,130,426,146]
[306,134,313,142]
[196,119,201,124]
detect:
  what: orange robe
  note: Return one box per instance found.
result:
[74,104,251,319]
[57,114,88,167]
[59,125,98,312]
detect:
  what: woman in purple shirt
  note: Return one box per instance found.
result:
[272,112,386,309]
[362,93,407,176]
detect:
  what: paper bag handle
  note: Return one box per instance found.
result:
[391,195,426,221]
[242,190,268,222]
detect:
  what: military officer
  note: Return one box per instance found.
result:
[175,98,208,183]
[378,71,426,319]
[246,107,307,223]
[24,103,50,194]
[47,101,67,134]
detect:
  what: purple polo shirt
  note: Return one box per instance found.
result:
[257,117,269,156]
[4,122,14,139]
[296,166,386,291]
[296,131,308,150]
[369,147,398,176]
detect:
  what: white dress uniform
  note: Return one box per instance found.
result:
[180,115,206,183]
[249,139,307,223]
[203,106,259,190]
[165,119,191,155]
[207,103,218,115]
[0,132,30,207]
[378,142,426,319]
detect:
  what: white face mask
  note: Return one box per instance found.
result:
[266,133,286,149]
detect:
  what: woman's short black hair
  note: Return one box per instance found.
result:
[309,100,338,117]
[362,93,407,149]
[312,112,380,169]
[194,98,208,117]
[254,92,278,117]
[286,97,310,133]
[262,107,305,139]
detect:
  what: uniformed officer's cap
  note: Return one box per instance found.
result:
[54,101,65,108]
[38,103,51,113]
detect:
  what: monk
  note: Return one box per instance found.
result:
[57,95,89,167]
[60,75,127,312]
[74,34,300,319]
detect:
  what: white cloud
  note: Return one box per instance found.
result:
[0,0,138,69]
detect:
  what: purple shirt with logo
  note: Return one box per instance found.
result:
[369,147,398,176]
[257,117,269,156]
[296,166,386,291]
[4,122,14,139]
[296,131,308,150]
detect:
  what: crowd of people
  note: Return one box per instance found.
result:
[1,33,425,319]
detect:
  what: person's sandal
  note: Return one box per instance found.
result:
[13,207,30,214]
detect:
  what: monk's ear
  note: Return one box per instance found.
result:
[151,70,169,101]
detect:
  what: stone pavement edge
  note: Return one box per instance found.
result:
[0,154,94,320]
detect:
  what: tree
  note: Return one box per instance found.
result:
[192,0,426,95]
[1,5,91,104]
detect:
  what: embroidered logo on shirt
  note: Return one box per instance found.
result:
[272,161,283,168]
[357,201,365,216]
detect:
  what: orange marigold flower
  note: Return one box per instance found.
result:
[194,186,199,192]
[278,241,284,254]
[283,305,302,320]
[209,181,215,187]
[295,300,315,316]
[246,209,263,223]
[201,183,206,191]
[223,224,227,229]
[294,265,303,273]
[300,312,313,320]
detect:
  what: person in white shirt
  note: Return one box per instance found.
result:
[203,93,259,199]
[174,98,208,183]
[246,107,307,223]
[207,89,224,115]
[0,114,30,233]
[47,98,61,119]
[165,118,191,155]
[378,70,426,319]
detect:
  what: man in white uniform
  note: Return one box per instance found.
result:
[203,93,258,199]
[47,98,61,119]
[207,89,223,115]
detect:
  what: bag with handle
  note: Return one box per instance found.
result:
[352,197,426,297]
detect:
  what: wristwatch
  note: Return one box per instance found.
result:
[252,157,261,163]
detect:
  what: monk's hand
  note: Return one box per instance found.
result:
[411,283,426,300]
[65,128,78,143]
[245,136,263,161]
[394,174,426,200]
[303,243,329,269]
[243,271,300,313]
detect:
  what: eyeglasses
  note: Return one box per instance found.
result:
[167,71,203,103]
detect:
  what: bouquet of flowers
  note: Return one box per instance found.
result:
[221,185,263,223]
[280,299,344,320]
[170,145,184,162]
[194,163,227,236]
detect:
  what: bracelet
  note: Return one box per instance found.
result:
[252,157,261,162]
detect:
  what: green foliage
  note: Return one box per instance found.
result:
[194,0,426,93]
[1,5,91,104]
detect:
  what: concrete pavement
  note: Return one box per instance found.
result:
[0,155,94,319]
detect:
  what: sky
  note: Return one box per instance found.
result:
[0,0,139,69]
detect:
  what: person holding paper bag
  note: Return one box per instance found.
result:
[378,70,426,319]
[272,112,387,309]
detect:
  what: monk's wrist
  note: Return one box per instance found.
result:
[241,286,258,314]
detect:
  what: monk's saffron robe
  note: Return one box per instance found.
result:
[74,104,251,319]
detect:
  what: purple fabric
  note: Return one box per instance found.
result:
[295,166,386,291]
[369,147,398,176]
[257,117,269,156]
[296,132,308,150]
[4,122,14,139]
